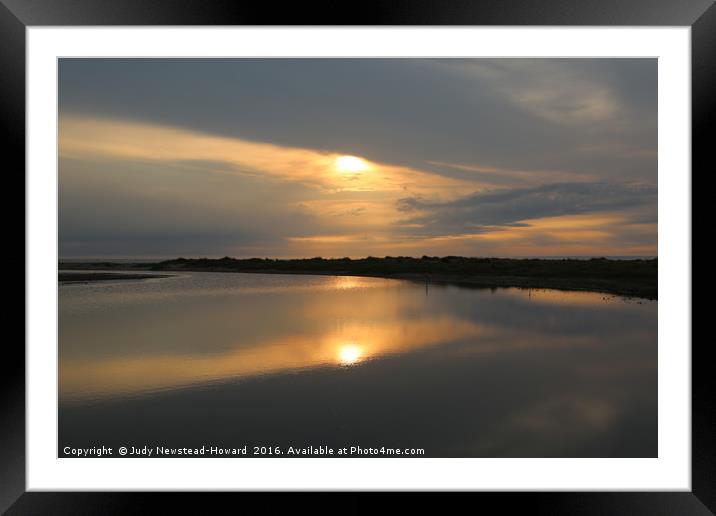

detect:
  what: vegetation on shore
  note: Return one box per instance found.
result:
[59,256,657,299]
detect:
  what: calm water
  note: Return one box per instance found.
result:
[59,271,657,457]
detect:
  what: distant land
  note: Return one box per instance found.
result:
[58,272,169,284]
[59,256,657,299]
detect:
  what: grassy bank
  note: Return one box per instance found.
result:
[59,256,657,299]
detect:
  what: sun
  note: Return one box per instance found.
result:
[335,155,369,173]
[338,344,363,365]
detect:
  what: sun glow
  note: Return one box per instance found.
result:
[335,155,369,173]
[338,343,363,365]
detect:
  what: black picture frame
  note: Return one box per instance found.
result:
[4,0,709,513]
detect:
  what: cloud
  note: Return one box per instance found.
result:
[59,58,657,184]
[396,182,657,236]
[425,161,599,187]
[58,116,470,257]
[429,58,656,129]
[57,59,657,257]
[60,114,467,197]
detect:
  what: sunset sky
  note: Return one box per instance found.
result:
[59,58,657,258]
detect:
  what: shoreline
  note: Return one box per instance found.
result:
[156,268,657,300]
[59,272,171,284]
[59,258,657,299]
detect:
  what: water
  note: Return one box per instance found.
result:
[59,271,657,457]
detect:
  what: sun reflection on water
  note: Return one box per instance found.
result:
[332,276,363,290]
[60,316,488,401]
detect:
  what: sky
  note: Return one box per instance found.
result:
[58,58,657,258]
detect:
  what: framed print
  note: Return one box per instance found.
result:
[4,0,710,513]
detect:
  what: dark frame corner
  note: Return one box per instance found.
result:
[4,0,709,513]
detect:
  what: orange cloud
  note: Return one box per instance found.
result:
[59,115,468,197]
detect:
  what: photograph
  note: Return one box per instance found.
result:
[57,57,659,459]
[2,0,708,508]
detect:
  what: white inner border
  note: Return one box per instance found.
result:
[27,27,691,491]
